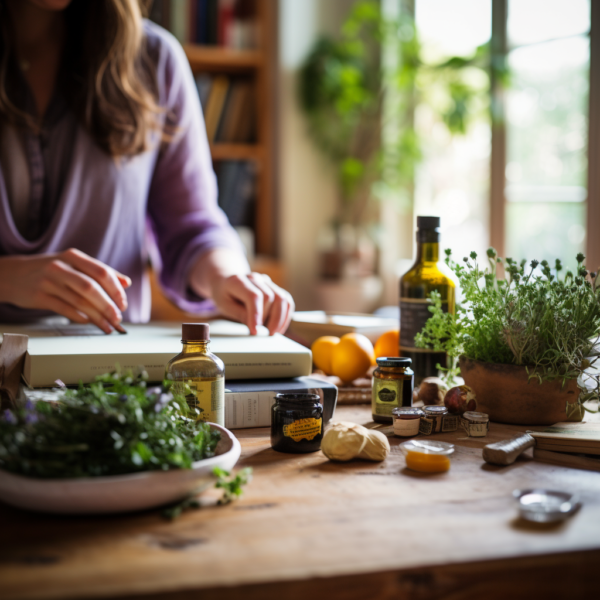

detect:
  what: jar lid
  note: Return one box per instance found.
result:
[400,440,454,456]
[275,393,321,404]
[182,323,209,342]
[376,357,412,367]
[392,407,424,420]
[424,406,448,415]
[462,411,489,423]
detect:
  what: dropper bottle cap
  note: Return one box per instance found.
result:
[181,323,210,342]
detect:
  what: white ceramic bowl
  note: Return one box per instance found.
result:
[0,423,241,515]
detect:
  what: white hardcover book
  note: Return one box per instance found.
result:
[0,319,312,388]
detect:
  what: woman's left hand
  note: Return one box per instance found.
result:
[210,272,294,336]
[189,248,295,335]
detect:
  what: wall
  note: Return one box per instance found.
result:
[278,0,358,310]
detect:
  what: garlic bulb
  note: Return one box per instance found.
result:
[321,421,390,462]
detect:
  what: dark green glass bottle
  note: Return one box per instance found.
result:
[399,216,456,384]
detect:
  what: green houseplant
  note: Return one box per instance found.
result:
[415,249,600,425]
[298,1,489,279]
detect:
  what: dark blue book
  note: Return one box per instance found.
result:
[196,0,208,44]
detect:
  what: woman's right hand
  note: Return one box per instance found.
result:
[0,249,131,334]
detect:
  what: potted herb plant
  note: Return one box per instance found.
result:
[415,249,600,425]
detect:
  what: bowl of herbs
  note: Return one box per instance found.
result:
[415,250,600,425]
[0,371,241,514]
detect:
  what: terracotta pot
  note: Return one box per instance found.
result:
[459,356,584,425]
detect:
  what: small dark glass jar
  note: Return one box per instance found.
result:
[271,393,323,453]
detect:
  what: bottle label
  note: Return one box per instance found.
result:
[194,378,225,425]
[372,379,402,416]
[400,298,447,352]
[283,418,322,442]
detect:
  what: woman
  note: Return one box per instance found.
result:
[0,0,293,335]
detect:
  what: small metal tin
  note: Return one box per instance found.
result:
[392,407,424,437]
[513,489,580,523]
[461,411,490,437]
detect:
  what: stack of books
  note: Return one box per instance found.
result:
[529,422,600,472]
[1,320,337,431]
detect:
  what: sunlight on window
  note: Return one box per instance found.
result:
[414,0,491,261]
[505,0,590,270]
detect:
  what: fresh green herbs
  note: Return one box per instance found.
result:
[0,370,220,478]
[415,249,600,407]
[161,467,254,520]
[214,467,253,505]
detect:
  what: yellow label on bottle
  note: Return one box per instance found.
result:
[283,418,322,442]
[194,378,224,425]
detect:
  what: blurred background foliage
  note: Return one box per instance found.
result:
[298,0,498,227]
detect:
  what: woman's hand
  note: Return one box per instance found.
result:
[0,249,131,334]
[189,248,295,335]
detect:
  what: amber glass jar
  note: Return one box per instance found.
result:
[271,393,323,453]
[372,357,414,424]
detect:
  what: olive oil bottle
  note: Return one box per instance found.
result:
[165,323,225,425]
[399,217,456,384]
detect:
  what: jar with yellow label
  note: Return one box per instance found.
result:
[372,357,414,424]
[271,393,323,453]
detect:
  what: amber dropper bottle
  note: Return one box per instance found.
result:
[165,323,225,426]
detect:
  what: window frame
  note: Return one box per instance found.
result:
[490,0,598,266]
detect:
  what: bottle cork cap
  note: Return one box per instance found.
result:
[181,323,210,342]
[417,216,441,229]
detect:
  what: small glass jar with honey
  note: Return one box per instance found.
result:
[371,357,414,424]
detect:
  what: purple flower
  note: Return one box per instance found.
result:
[24,400,34,412]
[153,393,173,413]
[25,412,39,425]
[2,410,17,425]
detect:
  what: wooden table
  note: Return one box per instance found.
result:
[2,405,600,600]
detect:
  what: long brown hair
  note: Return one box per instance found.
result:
[0,0,163,157]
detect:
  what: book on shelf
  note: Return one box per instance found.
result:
[528,422,600,456]
[216,160,256,227]
[204,74,230,141]
[225,377,338,429]
[196,74,256,144]
[0,320,312,388]
[151,0,258,49]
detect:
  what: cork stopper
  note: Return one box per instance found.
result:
[181,323,210,342]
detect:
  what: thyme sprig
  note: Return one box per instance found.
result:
[415,249,600,410]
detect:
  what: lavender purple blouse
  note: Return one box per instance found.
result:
[0,21,244,323]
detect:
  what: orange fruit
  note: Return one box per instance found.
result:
[331,333,375,383]
[311,336,340,374]
[374,329,400,358]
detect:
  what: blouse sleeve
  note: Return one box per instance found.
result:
[145,23,246,313]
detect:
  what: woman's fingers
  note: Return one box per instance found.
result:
[214,275,265,334]
[41,277,115,334]
[45,260,123,330]
[247,273,275,328]
[59,248,129,311]
[219,274,295,335]
[38,293,92,326]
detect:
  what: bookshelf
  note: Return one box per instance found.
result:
[148,0,282,321]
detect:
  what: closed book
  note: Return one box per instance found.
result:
[0,320,312,388]
[529,422,600,456]
[289,311,399,345]
[533,448,600,472]
[225,377,338,429]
